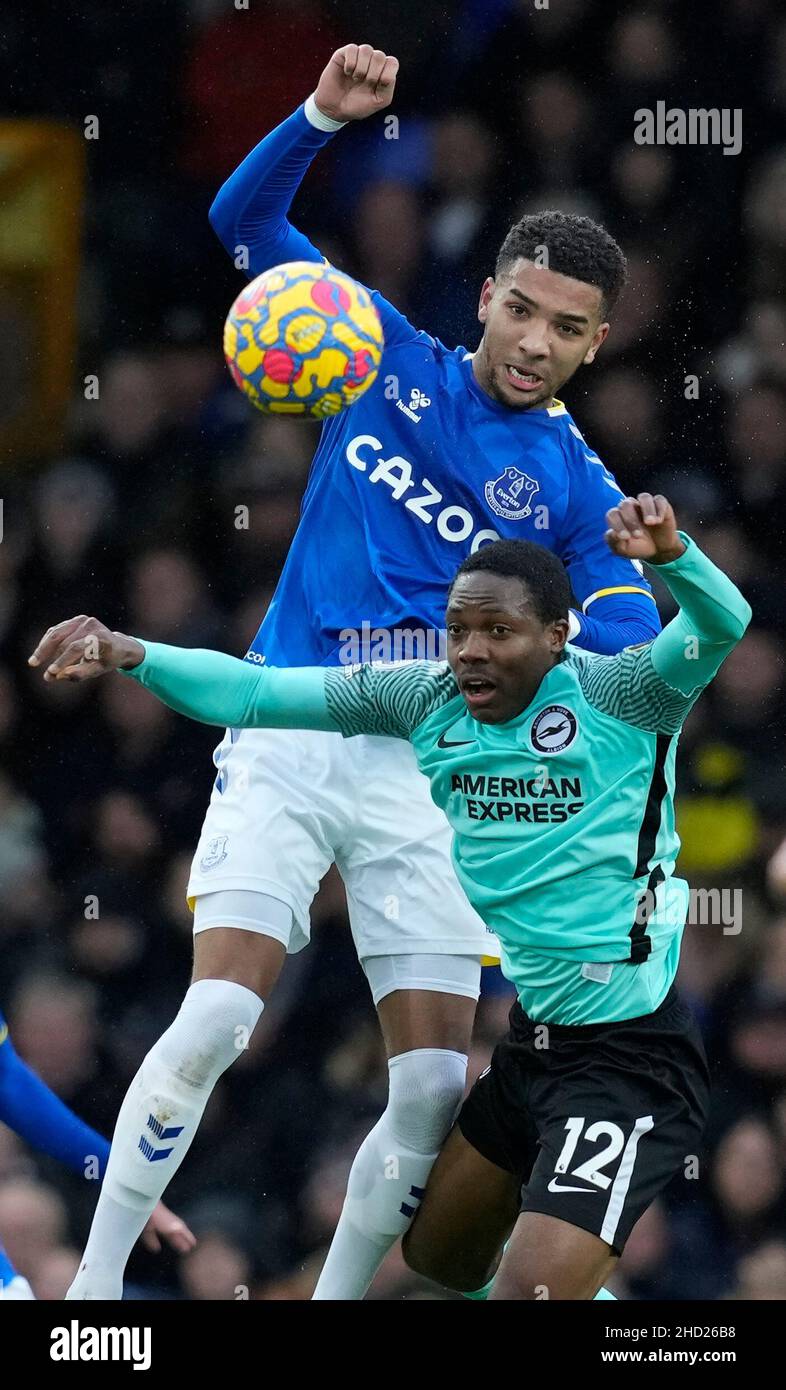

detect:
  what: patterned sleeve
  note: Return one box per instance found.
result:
[571,645,699,734]
[324,661,458,739]
[572,535,751,733]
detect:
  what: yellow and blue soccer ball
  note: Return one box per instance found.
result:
[223,261,385,417]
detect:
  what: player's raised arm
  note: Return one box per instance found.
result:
[208,44,415,349]
[558,447,661,655]
[28,618,338,729]
[603,493,752,707]
[28,617,447,739]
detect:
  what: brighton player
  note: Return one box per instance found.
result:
[58,46,661,1301]
[0,1011,194,1298]
[31,495,751,1297]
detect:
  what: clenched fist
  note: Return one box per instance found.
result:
[314,43,398,123]
[28,616,144,682]
[605,494,686,565]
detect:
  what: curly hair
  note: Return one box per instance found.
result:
[495,211,628,317]
[449,539,572,626]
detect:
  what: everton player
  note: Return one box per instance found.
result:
[0,1011,194,1298]
[31,495,751,1297]
[58,45,660,1301]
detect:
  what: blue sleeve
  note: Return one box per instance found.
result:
[0,1021,110,1178]
[209,103,418,351]
[557,433,661,655]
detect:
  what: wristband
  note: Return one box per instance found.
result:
[304,93,347,133]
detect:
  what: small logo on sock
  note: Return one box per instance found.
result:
[399,1183,426,1220]
[138,1112,184,1163]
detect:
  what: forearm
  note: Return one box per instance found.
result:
[648,534,752,693]
[121,642,340,732]
[0,1042,109,1177]
[569,605,660,656]
[208,103,340,272]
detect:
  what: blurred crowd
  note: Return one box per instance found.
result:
[1,0,786,1299]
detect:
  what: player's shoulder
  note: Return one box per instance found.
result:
[563,640,662,716]
[340,657,453,691]
[551,406,606,467]
[551,409,627,513]
[328,659,458,736]
[343,658,456,708]
[380,324,455,366]
[562,644,601,683]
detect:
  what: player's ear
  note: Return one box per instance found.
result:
[583,322,609,365]
[550,618,570,654]
[477,277,495,324]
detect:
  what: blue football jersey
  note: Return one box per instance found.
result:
[248,329,656,667]
[209,102,659,671]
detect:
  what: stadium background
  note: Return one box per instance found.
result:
[1,0,785,1300]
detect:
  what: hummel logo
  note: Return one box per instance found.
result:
[437,732,474,749]
[395,386,432,423]
[399,1183,426,1220]
[139,1112,184,1163]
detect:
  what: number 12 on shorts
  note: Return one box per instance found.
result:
[550,1114,654,1191]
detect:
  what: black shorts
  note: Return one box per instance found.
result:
[457,986,710,1255]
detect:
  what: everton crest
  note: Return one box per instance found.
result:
[199,834,229,873]
[484,466,539,521]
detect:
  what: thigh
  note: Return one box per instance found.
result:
[187,726,343,951]
[489,1211,617,1300]
[368,955,481,1056]
[192,926,286,999]
[376,987,477,1058]
[403,1123,522,1293]
[338,736,499,963]
[192,902,288,999]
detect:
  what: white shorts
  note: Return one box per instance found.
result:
[187,726,499,963]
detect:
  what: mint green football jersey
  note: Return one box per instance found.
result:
[324,652,685,1023]
[126,535,751,1026]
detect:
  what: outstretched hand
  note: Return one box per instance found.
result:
[605,493,686,564]
[314,44,399,122]
[28,616,144,682]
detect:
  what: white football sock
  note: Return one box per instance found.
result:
[312,1047,467,1300]
[66,979,263,1300]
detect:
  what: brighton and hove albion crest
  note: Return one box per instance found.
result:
[530,706,578,754]
[484,467,539,521]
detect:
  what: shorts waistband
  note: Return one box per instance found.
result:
[513,983,680,1041]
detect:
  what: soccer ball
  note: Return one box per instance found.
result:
[223,261,385,417]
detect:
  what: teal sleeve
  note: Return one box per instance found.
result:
[324,660,458,737]
[573,534,752,732]
[120,642,339,731]
[647,533,752,694]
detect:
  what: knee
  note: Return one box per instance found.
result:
[158,979,263,1088]
[388,1050,467,1152]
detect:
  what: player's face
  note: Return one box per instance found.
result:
[473,259,610,410]
[446,572,569,724]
